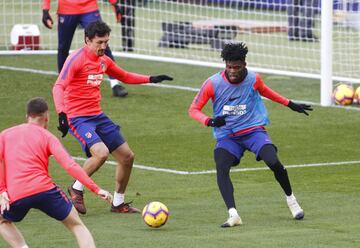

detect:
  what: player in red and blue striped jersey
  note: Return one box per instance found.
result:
[42,0,130,97]
[189,42,312,228]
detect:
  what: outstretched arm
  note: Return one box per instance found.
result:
[49,135,100,193]
[254,74,289,105]
[106,60,173,84]
[48,135,112,203]
[254,74,312,115]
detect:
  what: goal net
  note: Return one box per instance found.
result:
[1,1,360,95]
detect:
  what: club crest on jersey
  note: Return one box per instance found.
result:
[85,132,92,139]
[100,62,106,72]
[87,74,103,86]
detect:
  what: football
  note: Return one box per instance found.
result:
[333,83,354,105]
[353,86,360,104]
[142,201,169,228]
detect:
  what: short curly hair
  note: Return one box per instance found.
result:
[85,20,111,40]
[221,42,248,62]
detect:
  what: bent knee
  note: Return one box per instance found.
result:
[123,151,135,165]
[92,147,109,162]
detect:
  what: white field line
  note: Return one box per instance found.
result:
[3,64,360,110]
[2,65,360,174]
[72,156,360,175]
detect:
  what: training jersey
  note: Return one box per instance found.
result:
[189,70,289,139]
[0,123,100,203]
[42,0,117,15]
[53,46,150,118]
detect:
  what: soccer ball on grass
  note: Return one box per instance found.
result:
[333,83,354,105]
[142,201,169,228]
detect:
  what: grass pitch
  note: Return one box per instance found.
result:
[0,55,359,248]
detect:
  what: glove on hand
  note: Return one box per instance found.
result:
[42,10,53,29]
[287,101,313,116]
[207,116,226,127]
[58,112,69,137]
[149,75,173,83]
[112,1,123,22]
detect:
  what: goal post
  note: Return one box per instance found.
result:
[321,0,333,106]
[1,0,360,106]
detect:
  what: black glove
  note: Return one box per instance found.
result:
[287,101,313,116]
[112,1,123,23]
[42,9,53,29]
[149,75,173,83]
[57,112,69,137]
[207,116,226,127]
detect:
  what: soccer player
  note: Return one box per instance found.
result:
[0,97,112,248]
[188,42,312,228]
[42,0,129,97]
[52,20,172,215]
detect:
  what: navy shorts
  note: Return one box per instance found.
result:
[69,113,125,157]
[215,129,274,163]
[58,10,102,51]
[2,186,72,222]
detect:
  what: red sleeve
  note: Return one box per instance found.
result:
[254,74,289,106]
[188,79,214,126]
[52,54,79,114]
[48,134,100,194]
[106,60,150,84]
[108,0,117,4]
[0,134,6,194]
[42,0,50,10]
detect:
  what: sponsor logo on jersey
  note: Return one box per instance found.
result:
[87,74,103,86]
[223,104,247,116]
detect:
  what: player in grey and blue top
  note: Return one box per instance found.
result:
[189,42,312,228]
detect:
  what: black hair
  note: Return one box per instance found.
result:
[27,97,48,117]
[85,20,111,40]
[221,42,248,62]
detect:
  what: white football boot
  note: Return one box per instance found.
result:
[221,214,242,228]
[286,194,304,220]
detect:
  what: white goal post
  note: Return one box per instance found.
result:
[1,0,360,106]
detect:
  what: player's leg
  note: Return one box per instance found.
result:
[258,144,304,220]
[110,142,140,213]
[0,196,33,247]
[69,142,109,215]
[36,187,95,248]
[259,144,292,195]
[0,215,27,248]
[214,148,242,227]
[62,207,95,248]
[80,11,128,97]
[67,116,109,214]
[57,14,79,72]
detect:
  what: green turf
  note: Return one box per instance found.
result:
[0,55,359,247]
